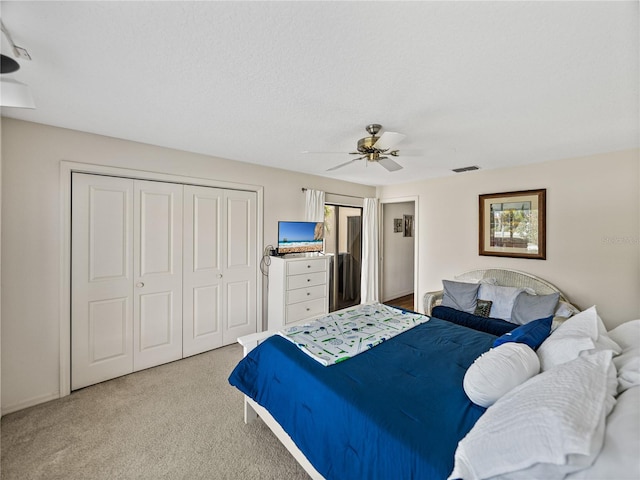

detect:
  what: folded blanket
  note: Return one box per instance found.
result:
[279,303,429,365]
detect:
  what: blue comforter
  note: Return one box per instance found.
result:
[229,317,495,480]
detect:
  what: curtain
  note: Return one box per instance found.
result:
[304,189,325,222]
[360,197,379,303]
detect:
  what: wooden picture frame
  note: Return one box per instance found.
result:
[479,189,546,259]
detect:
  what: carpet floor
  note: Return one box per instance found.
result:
[1,344,311,480]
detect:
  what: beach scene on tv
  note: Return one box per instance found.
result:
[278,221,324,254]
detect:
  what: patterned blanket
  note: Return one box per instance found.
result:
[278,303,429,366]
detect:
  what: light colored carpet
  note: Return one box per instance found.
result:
[1,344,311,479]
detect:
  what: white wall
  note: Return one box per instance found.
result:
[378,149,640,328]
[382,202,415,301]
[0,118,375,414]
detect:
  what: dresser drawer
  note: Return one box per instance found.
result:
[287,271,327,290]
[287,258,327,276]
[286,284,326,305]
[286,298,327,324]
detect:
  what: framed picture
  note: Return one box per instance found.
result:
[479,189,546,259]
[403,214,414,237]
[393,218,403,233]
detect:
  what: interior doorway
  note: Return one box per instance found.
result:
[381,200,417,311]
[324,204,362,312]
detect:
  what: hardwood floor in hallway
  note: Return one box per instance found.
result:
[384,293,415,312]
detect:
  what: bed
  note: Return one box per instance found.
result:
[229,269,640,479]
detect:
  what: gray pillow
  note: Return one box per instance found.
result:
[441,280,480,314]
[511,292,560,325]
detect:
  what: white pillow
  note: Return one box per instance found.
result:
[613,347,640,394]
[608,319,640,350]
[477,284,525,322]
[463,343,540,408]
[608,320,640,394]
[537,306,621,371]
[566,386,640,480]
[449,350,616,480]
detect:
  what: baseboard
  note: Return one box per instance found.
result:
[1,391,60,417]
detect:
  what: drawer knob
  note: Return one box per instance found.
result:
[307,278,311,282]
[307,292,311,296]
[307,265,311,268]
[306,307,310,311]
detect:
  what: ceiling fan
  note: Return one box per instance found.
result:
[326,124,407,172]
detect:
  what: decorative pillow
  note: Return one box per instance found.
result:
[511,292,560,325]
[555,300,577,319]
[430,305,517,336]
[450,350,616,480]
[493,316,553,350]
[477,284,525,322]
[473,299,492,318]
[441,280,479,314]
[537,306,621,371]
[463,343,540,408]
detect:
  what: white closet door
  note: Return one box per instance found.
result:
[182,185,224,357]
[133,180,183,370]
[223,190,257,344]
[71,173,134,390]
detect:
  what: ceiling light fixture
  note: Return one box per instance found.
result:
[0,20,35,109]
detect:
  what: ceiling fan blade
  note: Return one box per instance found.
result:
[373,131,406,151]
[377,158,403,172]
[301,150,350,154]
[327,158,361,171]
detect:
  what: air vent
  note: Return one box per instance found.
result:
[452,165,480,173]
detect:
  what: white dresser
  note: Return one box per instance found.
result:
[267,255,330,330]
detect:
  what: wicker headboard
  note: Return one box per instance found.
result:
[423,268,579,316]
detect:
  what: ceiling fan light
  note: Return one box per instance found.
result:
[0,77,35,108]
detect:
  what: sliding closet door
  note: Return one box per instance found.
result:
[182,185,224,357]
[133,180,183,371]
[71,173,134,390]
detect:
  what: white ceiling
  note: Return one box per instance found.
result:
[1,1,638,186]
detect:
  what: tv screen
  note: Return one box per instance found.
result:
[278,221,324,255]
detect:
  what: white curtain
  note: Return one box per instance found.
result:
[304,189,325,222]
[360,197,379,303]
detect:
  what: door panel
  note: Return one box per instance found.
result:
[193,285,220,337]
[133,180,183,370]
[226,196,251,268]
[89,297,129,362]
[193,194,220,271]
[139,191,174,276]
[72,173,134,390]
[222,191,257,343]
[182,185,223,356]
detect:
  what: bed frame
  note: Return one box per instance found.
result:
[237,268,579,480]
[237,330,325,479]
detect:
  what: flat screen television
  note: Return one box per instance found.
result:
[277,221,324,255]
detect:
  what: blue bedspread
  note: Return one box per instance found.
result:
[229,317,495,480]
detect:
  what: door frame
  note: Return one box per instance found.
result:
[59,161,264,397]
[379,196,419,312]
